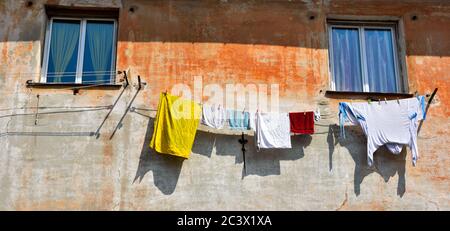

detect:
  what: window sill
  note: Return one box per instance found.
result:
[325,90,414,100]
[26,80,123,89]
[26,80,124,94]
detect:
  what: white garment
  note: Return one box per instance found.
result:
[201,104,226,129]
[255,112,292,149]
[339,96,426,166]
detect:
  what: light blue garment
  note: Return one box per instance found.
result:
[228,110,250,130]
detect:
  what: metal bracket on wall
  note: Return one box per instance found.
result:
[109,75,145,140]
[94,70,130,138]
[238,132,248,176]
[418,87,438,133]
[34,94,40,125]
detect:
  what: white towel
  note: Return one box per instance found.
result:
[255,112,292,149]
[201,104,226,129]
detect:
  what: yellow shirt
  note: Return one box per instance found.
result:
[150,93,201,159]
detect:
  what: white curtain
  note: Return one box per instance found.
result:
[48,20,80,83]
[331,28,363,92]
[84,21,114,83]
[364,29,397,92]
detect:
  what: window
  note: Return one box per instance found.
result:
[328,22,402,93]
[42,17,117,84]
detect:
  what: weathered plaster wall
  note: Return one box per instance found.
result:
[0,0,448,210]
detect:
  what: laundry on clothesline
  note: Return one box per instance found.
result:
[228,110,251,130]
[201,104,226,129]
[255,112,292,150]
[148,90,432,169]
[289,111,315,134]
[339,96,426,166]
[149,92,201,159]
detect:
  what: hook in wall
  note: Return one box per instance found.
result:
[34,94,40,125]
[123,70,129,87]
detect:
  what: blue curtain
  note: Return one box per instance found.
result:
[331,28,363,92]
[47,20,80,83]
[82,21,114,84]
[364,29,397,92]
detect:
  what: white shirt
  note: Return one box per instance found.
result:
[339,96,426,166]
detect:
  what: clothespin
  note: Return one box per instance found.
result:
[384,97,387,104]
[397,97,400,104]
[378,98,381,105]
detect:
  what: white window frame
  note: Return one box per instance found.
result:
[41,17,117,84]
[328,23,401,93]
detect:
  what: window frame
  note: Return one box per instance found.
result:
[41,17,118,84]
[328,22,402,93]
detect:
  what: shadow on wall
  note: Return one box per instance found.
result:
[328,125,406,197]
[242,135,311,178]
[198,130,311,178]
[133,117,184,195]
[122,108,405,196]
[133,110,314,194]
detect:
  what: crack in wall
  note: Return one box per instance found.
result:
[336,185,349,211]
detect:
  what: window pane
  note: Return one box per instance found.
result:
[331,27,363,92]
[82,21,115,84]
[364,29,397,92]
[47,20,81,83]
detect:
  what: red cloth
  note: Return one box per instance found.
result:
[289,112,314,134]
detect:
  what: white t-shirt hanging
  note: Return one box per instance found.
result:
[339,96,426,166]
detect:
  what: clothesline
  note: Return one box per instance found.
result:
[133,94,320,116]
